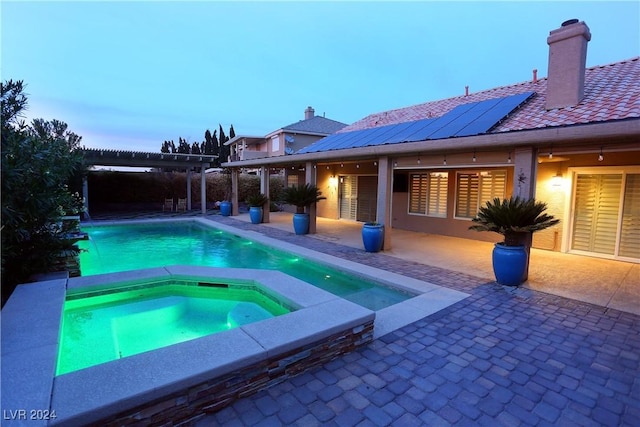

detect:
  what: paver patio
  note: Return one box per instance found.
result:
[190,215,639,427]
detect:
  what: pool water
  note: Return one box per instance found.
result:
[57,281,290,375]
[78,222,412,310]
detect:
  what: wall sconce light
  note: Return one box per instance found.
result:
[472,151,477,163]
[443,155,447,166]
[374,161,377,166]
[417,157,421,165]
[507,152,512,163]
[356,164,360,168]
[598,147,604,162]
[548,148,553,160]
[551,173,563,187]
[340,163,344,168]
[326,165,330,170]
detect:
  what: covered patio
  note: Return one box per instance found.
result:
[227,211,640,316]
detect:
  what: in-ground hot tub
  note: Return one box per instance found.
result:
[57,279,293,375]
[1,266,375,426]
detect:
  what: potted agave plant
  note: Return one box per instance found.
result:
[469,196,559,286]
[281,183,326,235]
[246,192,269,224]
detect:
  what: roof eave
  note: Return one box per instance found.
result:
[221,119,640,168]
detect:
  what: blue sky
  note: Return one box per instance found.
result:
[2,1,638,152]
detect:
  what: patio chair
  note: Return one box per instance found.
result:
[177,198,187,212]
[163,198,174,212]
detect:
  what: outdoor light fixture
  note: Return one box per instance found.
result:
[552,173,563,187]
[340,163,344,168]
[374,161,377,166]
[443,155,447,166]
[472,151,477,162]
[417,157,421,165]
[507,152,512,163]
[356,164,360,168]
[548,148,553,159]
[598,147,604,162]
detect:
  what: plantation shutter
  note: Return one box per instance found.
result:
[339,176,357,220]
[571,174,622,255]
[456,173,479,218]
[427,173,448,217]
[479,171,507,205]
[409,174,428,214]
[619,174,640,259]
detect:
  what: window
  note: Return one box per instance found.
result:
[455,170,506,219]
[287,174,298,188]
[271,135,280,153]
[571,170,640,260]
[409,172,448,217]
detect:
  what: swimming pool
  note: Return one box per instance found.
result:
[79,220,413,310]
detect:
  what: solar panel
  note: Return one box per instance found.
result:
[296,92,536,153]
[454,92,534,137]
[427,98,503,140]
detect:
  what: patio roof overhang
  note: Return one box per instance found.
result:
[82,148,217,169]
[221,119,640,168]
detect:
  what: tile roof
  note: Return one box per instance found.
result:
[340,57,640,135]
[282,115,348,135]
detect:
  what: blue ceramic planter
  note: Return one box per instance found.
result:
[249,207,263,224]
[362,223,384,252]
[492,243,528,286]
[220,201,232,216]
[292,213,309,235]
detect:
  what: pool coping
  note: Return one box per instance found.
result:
[2,266,375,426]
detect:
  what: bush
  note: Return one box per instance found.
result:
[1,80,85,302]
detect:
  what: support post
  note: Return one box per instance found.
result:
[231,168,239,216]
[514,147,538,199]
[306,162,317,234]
[201,166,207,215]
[260,166,270,223]
[186,169,192,210]
[377,157,393,250]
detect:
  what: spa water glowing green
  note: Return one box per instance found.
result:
[57,281,290,375]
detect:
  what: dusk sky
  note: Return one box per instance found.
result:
[2,1,638,153]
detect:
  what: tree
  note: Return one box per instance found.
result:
[177,137,190,154]
[218,124,230,165]
[229,124,236,139]
[203,129,214,155]
[1,80,85,303]
[191,141,201,154]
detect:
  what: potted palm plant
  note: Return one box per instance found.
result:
[246,192,269,224]
[281,183,326,235]
[469,196,559,286]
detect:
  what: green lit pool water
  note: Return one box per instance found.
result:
[57,281,290,375]
[79,221,412,310]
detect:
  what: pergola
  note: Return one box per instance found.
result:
[82,148,218,214]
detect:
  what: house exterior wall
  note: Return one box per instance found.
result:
[533,148,640,251]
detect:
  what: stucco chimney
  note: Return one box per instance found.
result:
[546,19,591,110]
[304,106,315,120]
